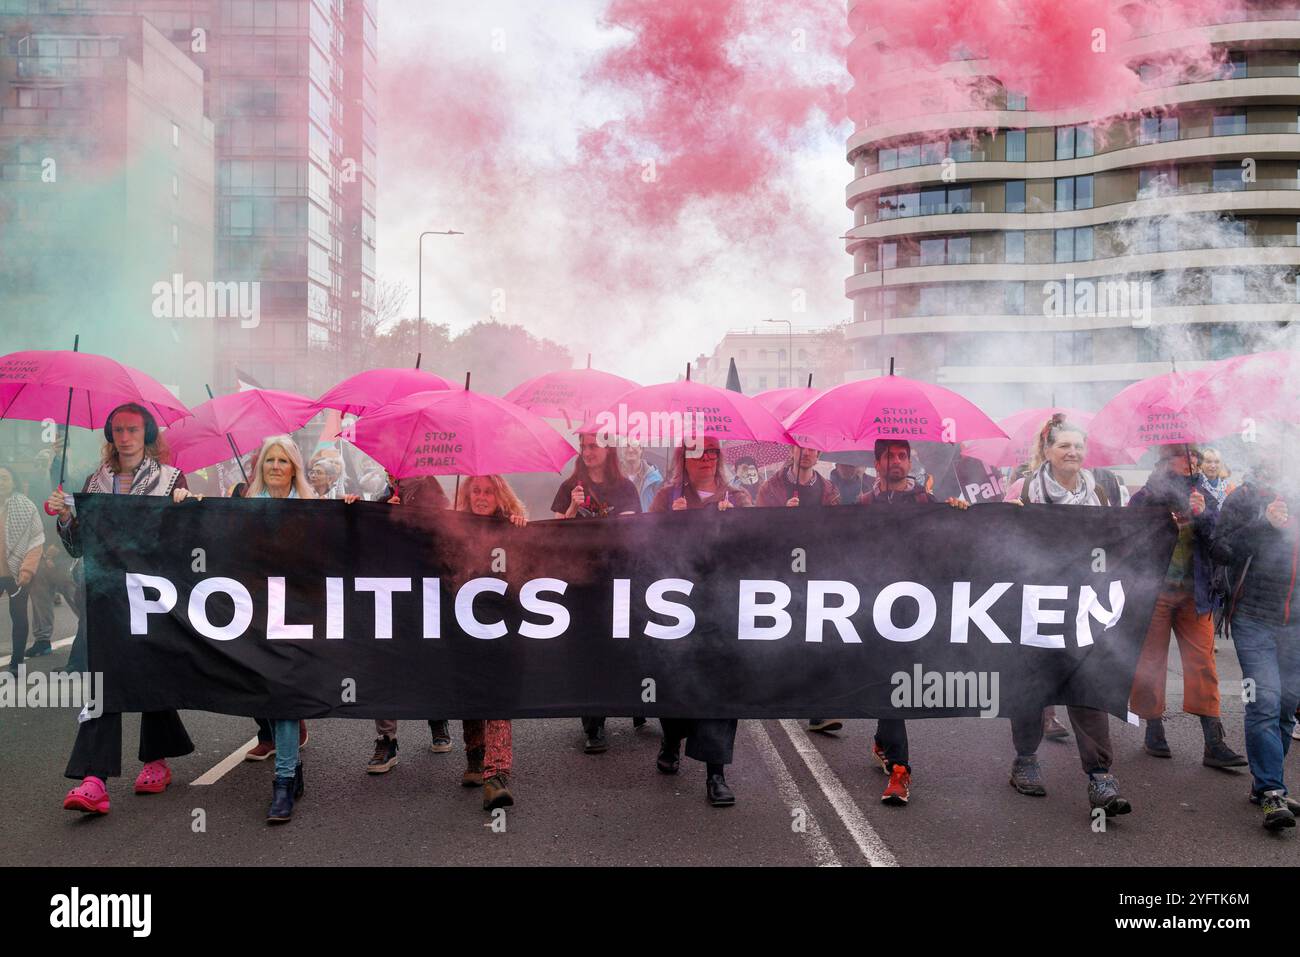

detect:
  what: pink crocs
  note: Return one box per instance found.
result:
[133,759,172,794]
[64,776,110,815]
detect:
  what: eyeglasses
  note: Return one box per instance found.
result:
[693,449,721,461]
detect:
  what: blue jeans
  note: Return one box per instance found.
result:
[273,720,299,779]
[1231,613,1300,796]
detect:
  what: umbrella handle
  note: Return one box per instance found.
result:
[44,484,62,516]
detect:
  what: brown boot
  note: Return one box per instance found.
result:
[482,773,514,810]
[462,747,485,787]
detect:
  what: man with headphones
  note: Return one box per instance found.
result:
[46,403,195,816]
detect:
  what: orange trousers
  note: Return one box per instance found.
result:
[1130,587,1220,720]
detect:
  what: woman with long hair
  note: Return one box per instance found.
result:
[0,464,44,674]
[455,474,527,809]
[1004,414,1131,819]
[49,403,194,815]
[648,436,751,806]
[551,432,642,753]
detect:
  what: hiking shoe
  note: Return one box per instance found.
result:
[366,736,399,774]
[483,774,514,811]
[1250,790,1300,815]
[1144,718,1171,758]
[1087,772,1131,816]
[808,718,844,734]
[63,776,110,815]
[1009,755,1046,796]
[245,739,275,761]
[1260,791,1296,831]
[462,746,485,787]
[429,720,452,754]
[882,765,910,805]
[1202,718,1247,768]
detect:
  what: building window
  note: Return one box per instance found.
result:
[1055,226,1093,263]
[921,141,945,165]
[1006,90,1027,110]
[879,147,897,171]
[1005,231,1025,263]
[1139,114,1179,144]
[947,236,971,264]
[919,238,946,266]
[1212,164,1245,192]
[757,375,768,390]
[1138,166,1178,195]
[1005,180,1026,213]
[1005,282,1025,314]
[1213,110,1247,136]
[878,242,897,270]
[1211,273,1245,304]
[897,144,920,168]
[1005,129,1026,162]
[1055,124,1094,160]
[949,138,973,162]
[1056,175,1093,210]
[17,88,34,108]
[171,122,180,147]
[1222,52,1247,79]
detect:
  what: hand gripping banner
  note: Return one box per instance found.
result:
[77,496,1177,721]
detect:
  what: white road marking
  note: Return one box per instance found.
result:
[777,719,899,868]
[0,634,75,668]
[191,737,260,786]
[746,721,841,867]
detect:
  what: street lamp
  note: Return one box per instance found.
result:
[765,318,793,387]
[417,229,464,358]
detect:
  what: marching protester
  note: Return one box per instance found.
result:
[177,434,319,823]
[755,447,844,733]
[619,441,663,513]
[552,432,643,754]
[49,404,195,815]
[366,470,454,773]
[1004,415,1131,818]
[857,439,969,806]
[1200,447,1235,505]
[1210,436,1300,830]
[829,461,868,505]
[1128,445,1245,769]
[649,436,751,807]
[454,474,529,809]
[0,464,44,675]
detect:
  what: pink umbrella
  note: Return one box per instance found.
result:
[586,372,791,446]
[162,389,319,474]
[351,389,576,478]
[1210,350,1300,426]
[753,386,821,422]
[503,364,638,429]
[964,408,1143,469]
[0,348,189,430]
[314,368,454,417]
[1088,364,1237,453]
[782,369,1005,451]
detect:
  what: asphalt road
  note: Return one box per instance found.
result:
[1,600,1295,866]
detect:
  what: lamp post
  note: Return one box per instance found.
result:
[417,229,464,358]
[765,318,793,387]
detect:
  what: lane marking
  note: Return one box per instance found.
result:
[777,719,899,868]
[746,721,841,867]
[191,737,260,786]
[0,635,75,668]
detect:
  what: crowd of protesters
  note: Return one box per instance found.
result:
[5,401,1298,832]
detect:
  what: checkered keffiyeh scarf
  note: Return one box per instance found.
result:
[84,456,182,497]
[3,493,43,578]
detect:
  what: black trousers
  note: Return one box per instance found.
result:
[660,718,738,766]
[4,583,30,668]
[1010,705,1112,774]
[875,718,909,770]
[65,710,195,781]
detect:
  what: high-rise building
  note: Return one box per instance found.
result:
[843,0,1300,418]
[0,0,378,396]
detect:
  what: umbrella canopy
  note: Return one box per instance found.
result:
[503,367,638,428]
[0,349,189,428]
[1209,350,1300,426]
[754,386,821,422]
[587,379,791,445]
[782,374,1005,451]
[1088,364,1237,452]
[162,389,319,474]
[314,368,454,417]
[964,407,1143,469]
[351,389,576,478]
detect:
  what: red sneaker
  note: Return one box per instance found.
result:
[134,759,172,794]
[64,776,110,814]
[245,740,275,761]
[881,765,910,806]
[871,741,890,774]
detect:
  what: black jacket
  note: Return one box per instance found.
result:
[1210,482,1300,626]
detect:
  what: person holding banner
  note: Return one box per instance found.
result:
[452,474,529,809]
[48,403,195,816]
[552,432,642,754]
[857,439,969,807]
[648,436,752,807]
[1005,415,1131,818]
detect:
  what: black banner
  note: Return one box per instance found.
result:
[78,496,1177,720]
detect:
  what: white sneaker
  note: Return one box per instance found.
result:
[1291,721,1300,741]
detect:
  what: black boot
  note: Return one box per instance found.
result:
[267,775,295,823]
[656,737,681,774]
[1201,716,1247,768]
[706,769,735,807]
[1144,718,1171,758]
